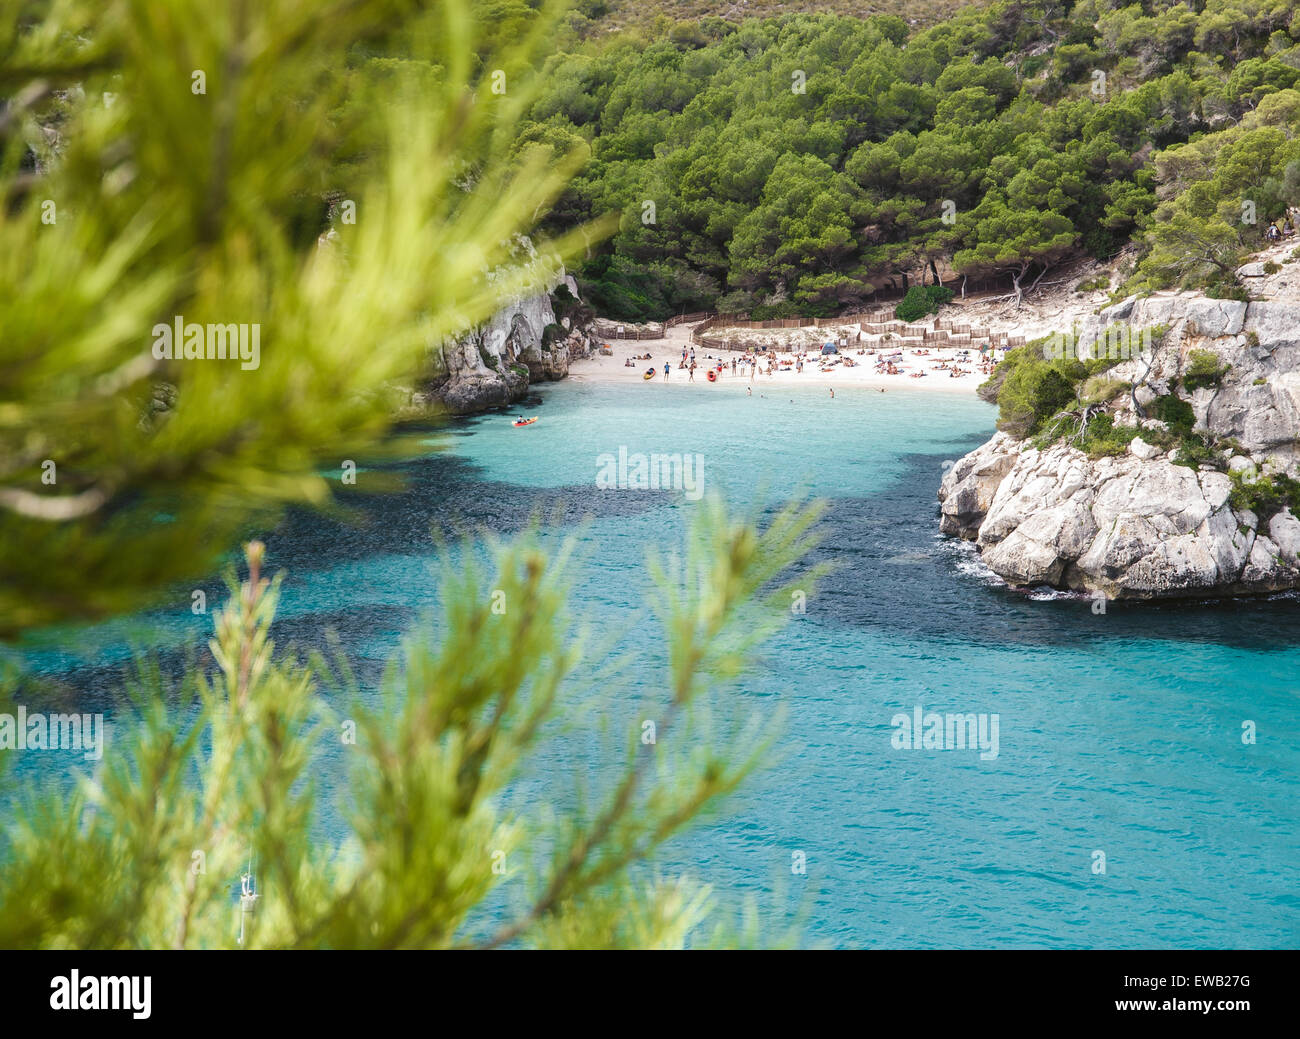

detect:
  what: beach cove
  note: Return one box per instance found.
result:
[570,321,992,394]
[11,376,1300,948]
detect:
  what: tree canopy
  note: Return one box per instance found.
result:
[0,0,609,636]
[519,1,1300,320]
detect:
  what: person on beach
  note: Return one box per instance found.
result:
[664,362,671,380]
[688,362,695,382]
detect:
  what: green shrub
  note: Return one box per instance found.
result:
[1020,53,1048,78]
[1205,279,1251,301]
[750,301,798,320]
[1228,470,1300,520]
[997,360,1078,437]
[986,344,1094,437]
[925,284,955,307]
[894,284,953,322]
[1263,261,1281,274]
[894,286,932,322]
[1183,349,1230,392]
[1134,393,1232,469]
[1075,275,1110,293]
[1150,392,1196,432]
[1173,432,1221,469]
[1254,376,1268,386]
[749,299,840,320]
[1076,413,1133,458]
[1080,322,1164,369]
[1080,375,1127,405]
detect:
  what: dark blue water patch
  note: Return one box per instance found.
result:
[6,381,1300,949]
[808,449,1300,653]
[262,450,674,574]
[8,668,142,716]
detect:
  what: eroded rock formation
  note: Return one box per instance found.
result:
[939,294,1300,599]
[408,274,595,416]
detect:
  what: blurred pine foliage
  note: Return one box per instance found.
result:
[0,0,612,635]
[1,500,824,948]
[0,0,825,949]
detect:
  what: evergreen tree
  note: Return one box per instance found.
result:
[0,0,822,950]
[0,0,610,635]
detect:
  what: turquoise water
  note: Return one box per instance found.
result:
[9,379,1300,948]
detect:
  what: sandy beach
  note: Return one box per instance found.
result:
[569,321,991,394]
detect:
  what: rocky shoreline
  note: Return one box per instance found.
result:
[939,293,1300,599]
[401,274,598,417]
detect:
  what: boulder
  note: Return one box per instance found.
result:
[1128,436,1160,460]
[937,433,1018,539]
[1269,510,1300,564]
[938,290,1300,598]
[411,273,589,415]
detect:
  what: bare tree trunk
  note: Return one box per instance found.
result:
[1129,324,1169,420]
[1026,262,1054,296]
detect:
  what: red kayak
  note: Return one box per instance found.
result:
[706,369,717,382]
[512,417,538,427]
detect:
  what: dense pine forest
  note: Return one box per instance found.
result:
[507,0,1300,319]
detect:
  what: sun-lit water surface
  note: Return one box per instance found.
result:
[9,380,1300,948]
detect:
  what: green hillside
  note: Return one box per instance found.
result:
[520,0,1300,320]
[568,0,992,37]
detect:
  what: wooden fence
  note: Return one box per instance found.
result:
[602,272,1015,342]
[601,311,714,340]
[603,327,663,341]
[607,283,1025,352]
[666,311,713,327]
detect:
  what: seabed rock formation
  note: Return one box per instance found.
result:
[939,294,1300,599]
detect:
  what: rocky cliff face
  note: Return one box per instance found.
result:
[939,294,1300,599]
[407,274,596,416]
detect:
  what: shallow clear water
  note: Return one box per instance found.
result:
[9,379,1300,948]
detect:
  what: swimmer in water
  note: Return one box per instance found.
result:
[830,388,834,399]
